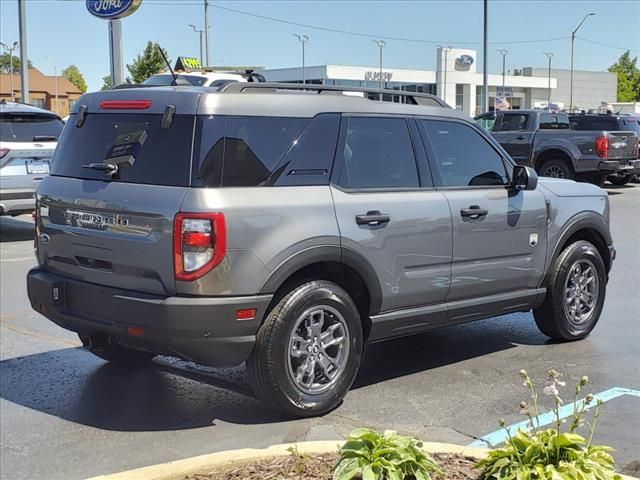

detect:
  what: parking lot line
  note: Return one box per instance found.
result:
[468,387,640,447]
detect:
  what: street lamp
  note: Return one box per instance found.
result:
[47,57,58,114]
[189,24,205,67]
[372,40,386,90]
[0,41,19,101]
[570,13,596,112]
[543,52,554,109]
[497,49,508,108]
[293,34,309,84]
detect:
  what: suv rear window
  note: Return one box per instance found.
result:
[51,113,194,187]
[0,113,64,142]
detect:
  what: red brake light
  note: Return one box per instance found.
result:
[99,100,152,110]
[174,212,226,282]
[595,136,609,158]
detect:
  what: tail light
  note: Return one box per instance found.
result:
[595,136,609,158]
[0,148,10,159]
[174,213,226,281]
[99,100,152,110]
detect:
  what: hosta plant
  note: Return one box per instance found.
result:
[477,369,621,480]
[333,428,442,480]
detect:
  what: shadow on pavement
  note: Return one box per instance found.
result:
[0,314,548,431]
[0,216,34,242]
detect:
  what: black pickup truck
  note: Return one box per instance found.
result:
[475,110,640,185]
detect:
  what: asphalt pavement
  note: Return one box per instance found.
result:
[1,184,639,480]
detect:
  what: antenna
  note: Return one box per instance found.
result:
[158,46,179,86]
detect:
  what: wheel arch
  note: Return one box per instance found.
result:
[534,148,575,173]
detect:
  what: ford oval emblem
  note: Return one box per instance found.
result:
[39,233,50,244]
[86,0,143,20]
[455,54,474,67]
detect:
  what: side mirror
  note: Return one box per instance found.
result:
[512,165,538,191]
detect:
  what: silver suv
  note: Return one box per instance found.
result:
[27,83,615,417]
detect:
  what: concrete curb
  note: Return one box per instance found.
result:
[85,440,638,480]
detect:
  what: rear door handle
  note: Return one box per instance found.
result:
[355,210,390,226]
[460,206,488,219]
[516,135,526,140]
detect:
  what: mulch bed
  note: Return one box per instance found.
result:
[186,452,482,480]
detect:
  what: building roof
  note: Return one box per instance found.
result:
[0,68,83,97]
[0,99,62,117]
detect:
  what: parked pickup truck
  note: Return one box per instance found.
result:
[475,110,640,185]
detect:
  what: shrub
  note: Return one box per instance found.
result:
[477,369,621,480]
[333,428,442,480]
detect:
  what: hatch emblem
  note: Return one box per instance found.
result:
[64,210,130,230]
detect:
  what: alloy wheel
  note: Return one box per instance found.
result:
[563,259,599,326]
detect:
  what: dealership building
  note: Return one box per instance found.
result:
[260,47,617,116]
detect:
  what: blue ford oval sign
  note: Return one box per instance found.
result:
[86,0,142,20]
[455,54,474,67]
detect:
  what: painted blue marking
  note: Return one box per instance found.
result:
[468,387,640,448]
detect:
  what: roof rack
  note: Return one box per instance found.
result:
[219,82,450,108]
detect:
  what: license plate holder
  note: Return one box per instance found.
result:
[27,161,50,174]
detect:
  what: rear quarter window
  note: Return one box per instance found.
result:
[51,113,195,187]
[0,113,64,142]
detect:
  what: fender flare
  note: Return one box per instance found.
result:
[259,245,383,315]
[533,146,575,171]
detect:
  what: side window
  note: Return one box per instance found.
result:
[420,120,508,188]
[495,113,529,132]
[336,117,419,189]
[475,114,496,132]
[540,113,570,130]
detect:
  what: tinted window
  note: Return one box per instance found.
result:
[620,118,640,134]
[51,113,194,187]
[0,113,64,142]
[336,117,419,189]
[495,113,529,132]
[569,116,619,131]
[475,114,496,132]
[421,120,508,187]
[540,113,570,130]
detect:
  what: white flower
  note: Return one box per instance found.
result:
[543,385,559,396]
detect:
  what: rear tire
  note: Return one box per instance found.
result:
[608,174,633,186]
[80,335,156,365]
[247,280,363,417]
[588,174,607,187]
[538,158,574,180]
[533,240,606,341]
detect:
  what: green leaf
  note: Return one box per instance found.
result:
[362,464,376,480]
[333,458,362,480]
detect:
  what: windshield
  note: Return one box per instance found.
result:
[0,113,64,142]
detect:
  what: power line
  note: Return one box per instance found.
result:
[576,36,639,52]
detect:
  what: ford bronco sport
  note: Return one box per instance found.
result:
[27,83,615,417]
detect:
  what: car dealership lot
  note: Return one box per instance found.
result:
[1,185,639,480]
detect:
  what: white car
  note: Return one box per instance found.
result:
[0,101,64,216]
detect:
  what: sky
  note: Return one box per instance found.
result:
[1,0,639,91]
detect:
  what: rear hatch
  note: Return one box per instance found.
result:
[37,89,200,296]
[606,131,638,160]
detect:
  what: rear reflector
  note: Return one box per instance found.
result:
[127,326,145,337]
[99,100,152,110]
[236,309,257,321]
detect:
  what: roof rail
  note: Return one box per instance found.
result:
[219,82,450,108]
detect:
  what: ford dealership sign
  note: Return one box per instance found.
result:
[86,0,142,20]
[455,54,474,67]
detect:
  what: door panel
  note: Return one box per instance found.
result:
[332,187,452,312]
[443,188,548,301]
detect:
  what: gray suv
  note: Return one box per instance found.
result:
[27,83,615,417]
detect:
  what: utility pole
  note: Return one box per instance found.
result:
[189,24,205,66]
[204,0,210,66]
[18,0,28,104]
[497,49,508,108]
[570,13,595,112]
[293,34,309,84]
[0,42,18,101]
[543,51,554,109]
[372,40,386,90]
[482,0,489,113]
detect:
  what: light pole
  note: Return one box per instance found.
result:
[570,13,595,112]
[18,0,29,104]
[497,49,508,108]
[293,34,309,84]
[372,40,386,90]
[189,24,205,66]
[0,41,18,101]
[203,0,210,66]
[543,51,554,109]
[482,0,489,113]
[47,57,58,114]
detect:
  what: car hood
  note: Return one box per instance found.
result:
[537,177,605,197]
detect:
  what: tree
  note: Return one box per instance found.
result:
[126,41,169,84]
[608,50,640,102]
[0,53,33,73]
[62,64,88,93]
[100,75,113,91]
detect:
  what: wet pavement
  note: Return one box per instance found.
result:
[1,184,639,480]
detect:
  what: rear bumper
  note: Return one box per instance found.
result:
[598,159,640,173]
[27,268,272,367]
[0,188,36,215]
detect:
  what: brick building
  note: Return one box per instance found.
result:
[0,68,83,117]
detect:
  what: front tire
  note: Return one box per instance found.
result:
[247,281,363,417]
[533,240,606,341]
[538,158,575,181]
